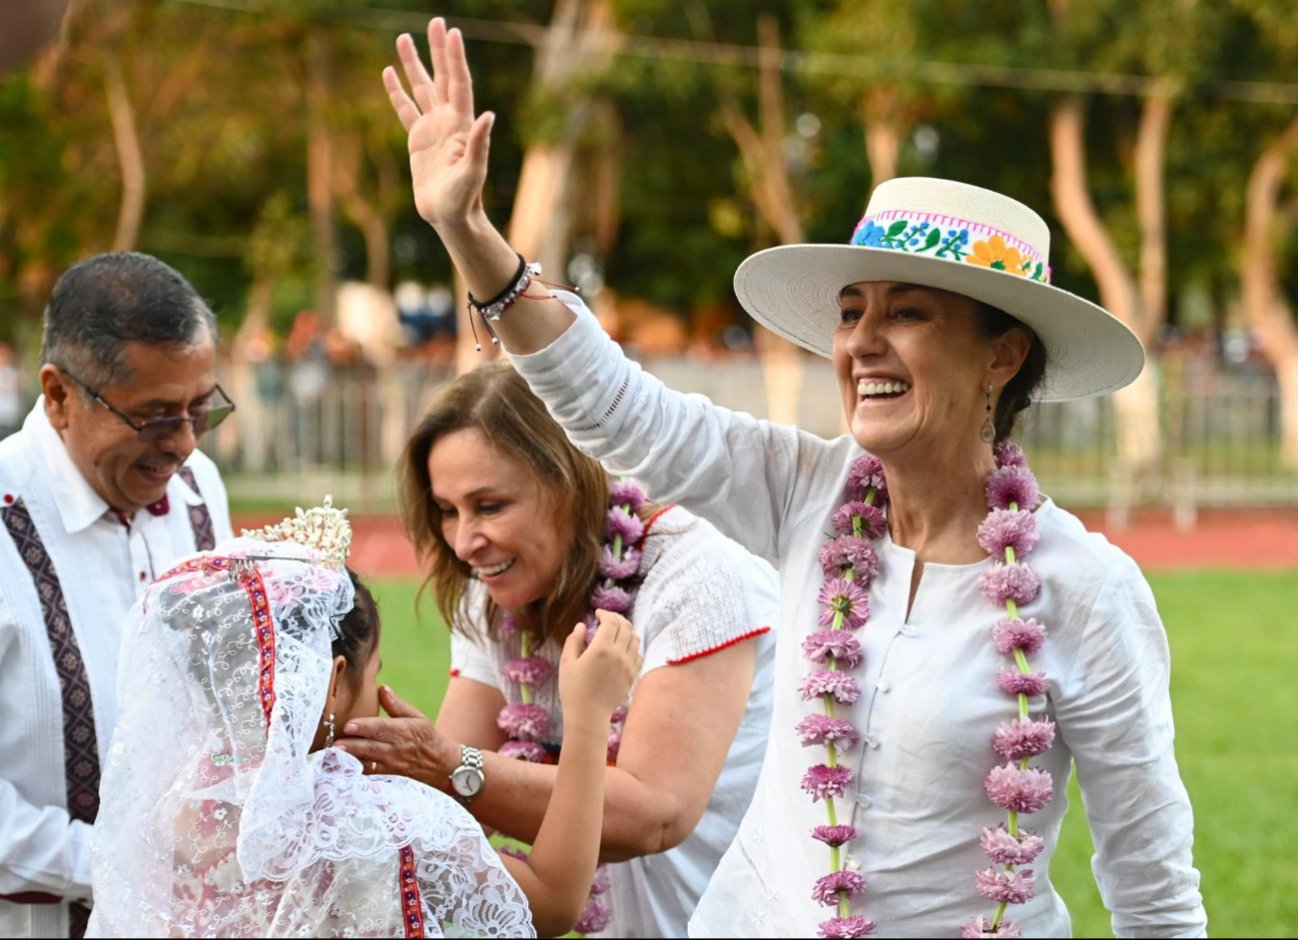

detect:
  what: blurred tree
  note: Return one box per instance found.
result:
[3,0,1297,471]
[1228,0,1298,468]
[1036,0,1221,488]
[0,0,71,73]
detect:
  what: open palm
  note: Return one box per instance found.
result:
[382,18,493,230]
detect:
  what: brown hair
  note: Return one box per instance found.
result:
[398,362,612,645]
[975,303,1048,444]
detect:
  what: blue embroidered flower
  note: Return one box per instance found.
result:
[851,221,887,248]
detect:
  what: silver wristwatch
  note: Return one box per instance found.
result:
[449,745,485,804]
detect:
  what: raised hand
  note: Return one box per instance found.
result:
[559,609,644,719]
[382,17,492,232]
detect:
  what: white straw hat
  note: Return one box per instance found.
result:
[733,176,1145,401]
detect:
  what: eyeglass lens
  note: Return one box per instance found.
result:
[136,404,235,444]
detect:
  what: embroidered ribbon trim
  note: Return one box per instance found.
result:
[850,211,1051,284]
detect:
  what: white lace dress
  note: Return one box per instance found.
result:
[87,539,535,939]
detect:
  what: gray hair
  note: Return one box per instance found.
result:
[41,252,218,388]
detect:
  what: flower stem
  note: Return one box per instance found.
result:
[520,633,533,706]
[991,901,1008,930]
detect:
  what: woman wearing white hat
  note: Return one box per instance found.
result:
[381,19,1206,939]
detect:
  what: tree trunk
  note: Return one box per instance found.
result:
[720,16,803,246]
[1240,114,1298,468]
[103,53,145,251]
[305,30,337,323]
[1048,95,1162,481]
[231,279,273,472]
[334,131,392,290]
[1135,89,1172,334]
[508,143,577,278]
[718,14,806,423]
[862,84,903,191]
[1276,360,1298,470]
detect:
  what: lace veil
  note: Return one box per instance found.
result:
[87,520,534,938]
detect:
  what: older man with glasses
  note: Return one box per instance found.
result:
[0,251,235,939]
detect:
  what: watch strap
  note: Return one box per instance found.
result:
[451,744,485,804]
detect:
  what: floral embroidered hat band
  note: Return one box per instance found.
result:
[732,176,1146,401]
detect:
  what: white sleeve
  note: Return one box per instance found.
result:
[1056,565,1208,938]
[0,592,92,900]
[449,628,499,691]
[509,291,839,566]
[0,784,93,900]
[638,518,780,673]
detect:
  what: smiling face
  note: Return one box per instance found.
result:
[427,427,573,611]
[41,337,218,513]
[832,282,1015,460]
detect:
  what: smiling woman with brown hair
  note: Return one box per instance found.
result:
[338,361,779,937]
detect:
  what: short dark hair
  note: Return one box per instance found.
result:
[335,569,381,678]
[975,303,1048,444]
[41,252,217,388]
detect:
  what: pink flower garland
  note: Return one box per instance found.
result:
[496,477,648,937]
[807,445,1055,938]
[961,441,1054,939]
[804,454,887,939]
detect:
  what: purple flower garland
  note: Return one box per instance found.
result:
[961,442,1054,939]
[807,446,1054,938]
[804,454,887,939]
[496,478,648,937]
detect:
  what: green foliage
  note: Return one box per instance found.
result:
[2,0,1297,350]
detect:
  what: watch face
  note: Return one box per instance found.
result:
[451,767,484,797]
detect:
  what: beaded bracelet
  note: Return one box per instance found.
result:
[467,253,542,322]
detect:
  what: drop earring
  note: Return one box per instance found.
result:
[324,712,336,748]
[981,384,995,444]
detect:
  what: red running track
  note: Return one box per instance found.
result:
[234,506,1298,579]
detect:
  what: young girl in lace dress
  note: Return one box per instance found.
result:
[87,506,641,938]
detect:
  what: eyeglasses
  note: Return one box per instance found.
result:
[60,367,237,445]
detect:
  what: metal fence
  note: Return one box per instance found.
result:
[202,354,1297,515]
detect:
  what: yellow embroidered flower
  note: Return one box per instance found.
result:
[966,235,1028,276]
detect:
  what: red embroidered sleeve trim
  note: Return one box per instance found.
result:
[237,567,277,730]
[448,667,461,678]
[666,626,772,666]
[635,503,678,547]
[398,845,427,937]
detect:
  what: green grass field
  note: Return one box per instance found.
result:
[367,570,1297,938]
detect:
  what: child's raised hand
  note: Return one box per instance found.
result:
[558,609,642,719]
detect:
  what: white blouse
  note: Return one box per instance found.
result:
[452,504,779,938]
[509,294,1208,938]
[0,401,233,939]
